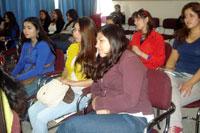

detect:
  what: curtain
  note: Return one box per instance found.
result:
[59,0,97,21]
[0,0,55,29]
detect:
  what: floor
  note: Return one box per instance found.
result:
[22,108,198,133]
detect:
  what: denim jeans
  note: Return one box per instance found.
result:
[24,78,39,97]
[28,93,90,133]
[56,112,148,133]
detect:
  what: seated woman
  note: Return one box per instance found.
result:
[50,9,78,53]
[61,9,78,34]
[11,17,55,97]
[48,9,65,36]
[57,24,153,133]
[0,15,4,33]
[0,11,20,50]
[28,17,97,133]
[165,2,200,133]
[39,10,51,33]
[130,9,165,69]
[0,69,27,132]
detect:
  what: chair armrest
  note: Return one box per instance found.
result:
[147,102,175,133]
[76,87,92,112]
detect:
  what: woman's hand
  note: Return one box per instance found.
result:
[132,46,143,56]
[96,109,110,114]
[132,46,148,59]
[58,77,72,85]
[92,97,97,110]
[92,97,110,114]
[180,80,194,97]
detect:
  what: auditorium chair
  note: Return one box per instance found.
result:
[74,69,175,133]
[183,100,200,133]
[162,18,177,40]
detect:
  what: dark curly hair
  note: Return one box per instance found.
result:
[0,68,28,118]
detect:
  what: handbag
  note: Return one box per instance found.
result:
[36,79,75,107]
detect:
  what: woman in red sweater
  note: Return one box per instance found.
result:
[130,9,165,69]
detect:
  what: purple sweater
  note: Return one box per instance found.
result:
[91,50,153,115]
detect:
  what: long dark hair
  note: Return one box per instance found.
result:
[39,10,51,31]
[21,17,55,54]
[66,9,78,22]
[52,9,64,23]
[64,9,78,28]
[132,9,154,37]
[75,17,97,78]
[3,11,18,29]
[91,24,128,81]
[0,68,28,118]
[3,11,19,38]
[175,2,200,42]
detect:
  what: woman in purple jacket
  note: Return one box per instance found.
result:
[57,24,153,133]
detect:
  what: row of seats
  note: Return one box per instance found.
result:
[90,14,179,41]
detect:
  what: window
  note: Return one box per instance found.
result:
[96,0,113,16]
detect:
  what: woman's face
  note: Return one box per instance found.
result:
[23,21,38,40]
[184,8,200,29]
[66,13,72,21]
[96,32,111,58]
[134,16,148,32]
[51,11,58,20]
[106,19,114,25]
[4,15,9,23]
[73,23,81,42]
[40,12,46,20]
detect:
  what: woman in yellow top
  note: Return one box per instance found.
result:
[28,17,97,133]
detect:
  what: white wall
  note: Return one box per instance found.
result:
[112,0,200,25]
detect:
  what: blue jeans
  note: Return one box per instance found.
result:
[57,112,148,133]
[24,78,39,97]
[28,93,90,133]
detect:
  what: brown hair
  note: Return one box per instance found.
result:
[75,17,97,78]
[132,9,154,37]
[91,24,128,81]
[175,2,200,42]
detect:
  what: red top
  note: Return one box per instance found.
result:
[130,30,165,69]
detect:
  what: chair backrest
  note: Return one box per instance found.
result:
[152,17,160,28]
[163,18,178,29]
[128,17,135,26]
[90,14,101,29]
[54,49,65,74]
[147,69,172,110]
